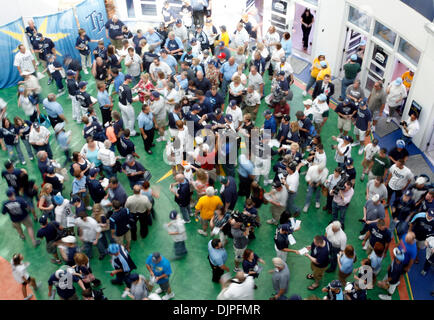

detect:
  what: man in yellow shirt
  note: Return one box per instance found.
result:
[401,69,414,92]
[303,53,327,96]
[195,186,223,236]
[316,61,331,81]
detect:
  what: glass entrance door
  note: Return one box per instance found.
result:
[364,41,393,93]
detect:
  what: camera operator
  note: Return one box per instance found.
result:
[323,167,343,213]
[400,113,419,146]
[331,180,354,229]
[230,216,250,272]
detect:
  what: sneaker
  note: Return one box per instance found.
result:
[83,69,89,75]
[162,292,175,300]
[29,157,34,161]
[360,173,365,182]
[51,259,62,264]
[358,147,364,155]
[363,242,369,250]
[315,202,320,209]
[371,125,375,132]
[386,117,391,123]
[351,141,360,147]
[421,270,427,276]
[154,288,163,294]
[197,229,207,236]
[47,78,52,85]
[130,130,137,136]
[86,206,93,211]
[146,150,153,154]
[358,234,366,240]
[121,290,129,298]
[21,161,26,165]
[302,90,307,97]
[24,294,33,300]
[378,294,392,300]
[266,219,277,225]
[303,205,309,213]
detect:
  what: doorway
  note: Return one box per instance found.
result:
[339,27,367,79]
[292,3,316,57]
[363,41,393,94]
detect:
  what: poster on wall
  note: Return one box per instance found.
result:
[75,0,109,51]
[33,9,80,63]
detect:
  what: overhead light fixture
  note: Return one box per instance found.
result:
[425,22,434,36]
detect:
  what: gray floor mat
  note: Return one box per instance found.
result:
[374,117,400,138]
[405,154,434,181]
[290,56,309,74]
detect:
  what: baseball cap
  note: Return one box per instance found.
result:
[229,100,237,107]
[129,273,139,282]
[39,215,48,225]
[152,91,160,98]
[220,176,228,184]
[346,157,354,165]
[89,167,100,176]
[394,77,403,85]
[263,110,272,116]
[191,104,200,111]
[393,247,405,261]
[176,18,182,24]
[320,61,327,68]
[78,81,88,89]
[287,163,297,172]
[169,210,178,220]
[124,74,132,80]
[273,180,282,188]
[61,235,76,244]
[404,189,413,197]
[217,52,226,59]
[66,69,76,76]
[214,108,222,115]
[359,39,366,46]
[71,195,81,204]
[278,71,285,76]
[160,49,168,54]
[330,280,342,289]
[344,136,353,142]
[54,122,65,133]
[203,49,209,55]
[4,160,13,169]
[185,45,192,52]
[350,54,357,61]
[371,194,380,202]
[190,37,197,43]
[108,243,120,254]
[224,114,233,122]
[32,122,40,129]
[416,176,427,185]
[46,166,55,174]
[318,93,327,102]
[6,187,15,197]
[152,252,161,262]
[280,56,286,62]
[303,99,312,105]
[372,138,379,145]
[396,139,405,149]
[125,154,135,163]
[53,195,64,205]
[283,114,290,121]
[343,98,351,104]
[359,98,367,106]
[219,41,225,46]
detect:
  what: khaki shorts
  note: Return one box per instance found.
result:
[110,38,123,49]
[114,230,132,245]
[234,246,247,263]
[12,215,33,231]
[311,262,327,283]
[353,126,366,141]
[337,117,352,131]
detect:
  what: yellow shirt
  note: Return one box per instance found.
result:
[195,195,223,220]
[311,58,328,78]
[401,71,413,89]
[220,32,230,47]
[316,66,331,81]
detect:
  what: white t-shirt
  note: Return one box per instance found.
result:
[19,95,36,116]
[386,83,407,107]
[226,106,243,129]
[264,31,280,53]
[14,51,35,75]
[311,99,329,124]
[232,28,249,48]
[335,138,352,163]
[243,90,261,107]
[402,118,419,138]
[313,151,327,167]
[248,72,264,92]
[388,164,413,190]
[125,53,142,77]
[364,143,380,161]
[11,261,29,283]
[285,171,299,193]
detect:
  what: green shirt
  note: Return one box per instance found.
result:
[344,62,361,80]
[371,154,391,177]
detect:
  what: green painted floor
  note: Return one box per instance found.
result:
[0,65,399,300]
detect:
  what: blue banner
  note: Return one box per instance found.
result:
[75,0,109,52]
[0,18,26,88]
[33,9,80,64]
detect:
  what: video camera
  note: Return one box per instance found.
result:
[332,173,349,196]
[230,210,260,230]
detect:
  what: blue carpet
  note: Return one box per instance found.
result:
[292,56,311,84]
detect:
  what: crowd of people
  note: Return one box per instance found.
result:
[2,1,433,301]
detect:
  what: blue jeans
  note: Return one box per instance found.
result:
[328,245,340,272]
[341,77,354,99]
[286,192,300,215]
[129,179,144,190]
[82,236,108,259]
[21,139,34,158]
[6,143,25,163]
[179,205,191,222]
[221,78,230,98]
[332,201,348,225]
[305,184,321,207]
[305,76,317,93]
[103,165,116,178]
